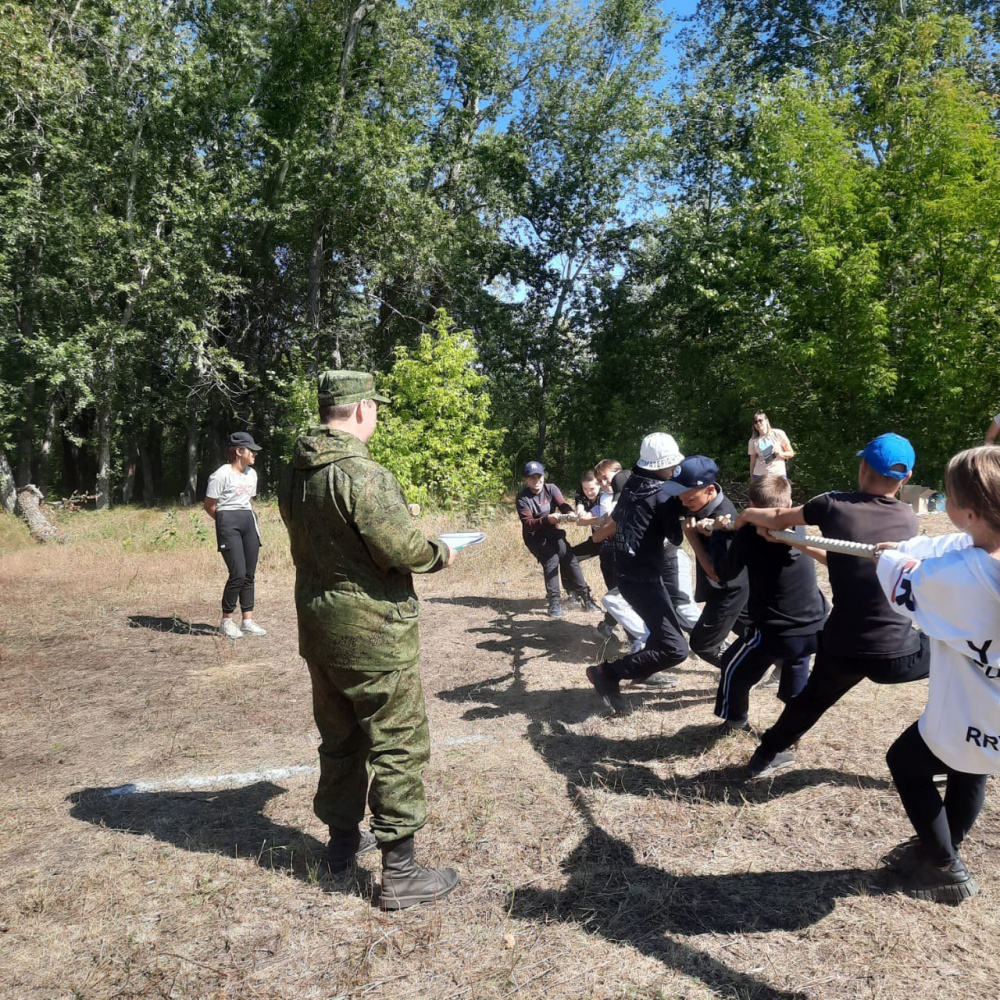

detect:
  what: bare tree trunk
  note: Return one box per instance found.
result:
[16,380,35,486]
[121,436,137,504]
[95,402,112,509]
[183,406,199,504]
[16,485,58,542]
[0,450,16,514]
[138,438,155,507]
[37,399,58,497]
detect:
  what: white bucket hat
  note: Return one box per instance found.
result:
[636,432,684,471]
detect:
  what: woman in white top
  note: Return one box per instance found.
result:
[204,431,266,639]
[875,446,1000,903]
[748,412,794,481]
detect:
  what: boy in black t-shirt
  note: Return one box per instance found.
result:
[709,475,828,733]
[736,433,930,778]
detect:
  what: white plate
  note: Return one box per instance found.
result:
[438,531,487,551]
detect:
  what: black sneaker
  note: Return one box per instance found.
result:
[715,719,751,736]
[746,748,795,779]
[586,664,631,715]
[905,856,979,904]
[547,599,564,618]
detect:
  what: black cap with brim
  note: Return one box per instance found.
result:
[229,431,262,452]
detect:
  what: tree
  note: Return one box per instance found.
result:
[369,310,505,509]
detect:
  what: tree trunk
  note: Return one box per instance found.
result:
[183,407,199,504]
[16,485,59,542]
[121,438,137,505]
[95,402,112,509]
[37,398,58,497]
[16,380,35,486]
[138,435,155,507]
[0,450,16,514]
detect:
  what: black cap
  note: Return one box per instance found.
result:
[229,431,262,452]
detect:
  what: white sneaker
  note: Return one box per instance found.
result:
[241,620,267,636]
[220,619,244,640]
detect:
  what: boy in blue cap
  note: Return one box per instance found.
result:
[736,433,931,778]
[516,461,598,617]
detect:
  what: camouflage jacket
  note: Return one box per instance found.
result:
[280,427,448,670]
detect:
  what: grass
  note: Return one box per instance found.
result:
[0,504,997,999]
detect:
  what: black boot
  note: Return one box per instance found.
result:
[547,596,565,618]
[325,826,378,873]
[575,587,601,612]
[380,836,459,910]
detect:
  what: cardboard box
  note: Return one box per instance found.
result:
[900,484,935,515]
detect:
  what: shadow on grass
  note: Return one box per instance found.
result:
[525,720,893,802]
[66,781,374,897]
[439,670,711,726]
[128,615,219,636]
[508,822,885,1000]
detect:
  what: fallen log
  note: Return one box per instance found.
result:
[15,485,60,542]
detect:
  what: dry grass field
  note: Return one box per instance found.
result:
[1,502,997,1000]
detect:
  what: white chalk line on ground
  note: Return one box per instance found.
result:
[103,734,487,797]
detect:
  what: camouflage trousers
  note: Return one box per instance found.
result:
[306,660,429,844]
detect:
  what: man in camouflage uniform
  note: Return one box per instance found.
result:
[280,370,459,909]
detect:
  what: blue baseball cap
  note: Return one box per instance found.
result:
[674,455,719,490]
[857,433,915,479]
[524,461,545,476]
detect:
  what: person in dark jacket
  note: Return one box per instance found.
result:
[516,461,598,618]
[675,456,750,666]
[585,433,690,713]
[709,474,828,733]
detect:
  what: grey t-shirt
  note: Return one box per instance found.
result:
[206,464,257,511]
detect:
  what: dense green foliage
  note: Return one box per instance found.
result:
[1,0,998,506]
[369,311,505,510]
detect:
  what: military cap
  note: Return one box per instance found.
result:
[317,370,390,407]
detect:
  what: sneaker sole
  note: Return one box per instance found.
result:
[907,877,979,904]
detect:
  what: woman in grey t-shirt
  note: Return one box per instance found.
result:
[203,431,266,639]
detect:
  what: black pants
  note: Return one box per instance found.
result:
[216,509,260,615]
[571,538,616,590]
[758,631,931,757]
[886,722,988,866]
[690,585,749,667]
[525,531,587,600]
[604,575,689,681]
[715,626,816,724]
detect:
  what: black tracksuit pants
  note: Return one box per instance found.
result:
[757,631,931,758]
[886,722,988,867]
[715,626,817,724]
[216,509,260,615]
[525,531,587,600]
[604,574,690,681]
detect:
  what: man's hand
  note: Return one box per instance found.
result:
[443,542,457,567]
[682,515,699,537]
[546,512,561,525]
[872,541,899,560]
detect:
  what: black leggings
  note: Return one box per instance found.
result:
[886,722,988,866]
[216,509,260,615]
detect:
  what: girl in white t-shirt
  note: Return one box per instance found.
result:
[874,446,1000,904]
[748,412,794,480]
[204,431,266,640]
